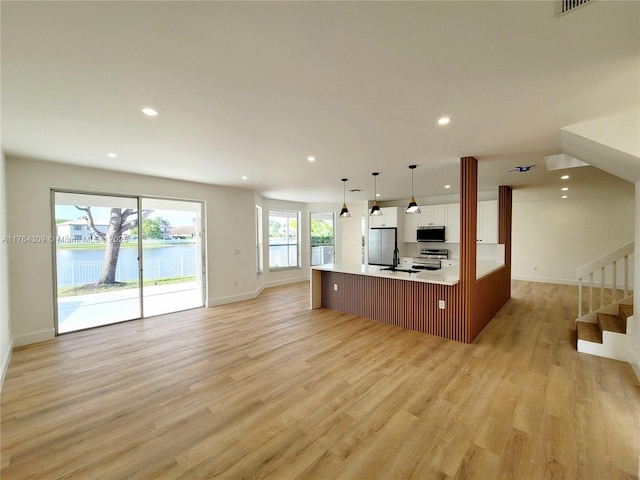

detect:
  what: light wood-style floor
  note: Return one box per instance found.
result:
[2,280,639,479]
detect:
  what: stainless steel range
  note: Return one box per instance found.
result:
[413,248,448,270]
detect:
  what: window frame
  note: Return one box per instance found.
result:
[268,209,301,270]
[310,212,335,266]
[256,205,264,276]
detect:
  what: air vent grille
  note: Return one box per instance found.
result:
[556,0,593,16]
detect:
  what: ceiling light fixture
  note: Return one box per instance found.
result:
[438,117,451,125]
[142,107,158,116]
[107,152,118,158]
[242,176,248,180]
[370,172,382,216]
[406,165,421,214]
[444,184,451,189]
[561,195,568,199]
[307,156,316,162]
[561,175,570,180]
[561,187,568,191]
[339,178,351,218]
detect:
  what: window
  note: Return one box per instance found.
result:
[310,212,335,266]
[268,209,300,269]
[256,205,263,275]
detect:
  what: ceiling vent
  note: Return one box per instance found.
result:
[555,0,593,16]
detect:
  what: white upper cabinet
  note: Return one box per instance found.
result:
[405,204,448,243]
[403,200,498,244]
[369,206,394,227]
[404,210,419,242]
[445,203,460,243]
[419,205,446,226]
[477,200,498,243]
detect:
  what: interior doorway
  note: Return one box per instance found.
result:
[53,191,205,334]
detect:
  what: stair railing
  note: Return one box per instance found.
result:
[576,241,634,318]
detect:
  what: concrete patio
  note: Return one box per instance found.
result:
[57,282,204,333]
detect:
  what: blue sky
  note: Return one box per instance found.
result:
[55,205,196,227]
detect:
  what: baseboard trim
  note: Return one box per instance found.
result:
[630,348,640,383]
[1,338,13,393]
[263,275,309,289]
[13,329,55,347]
[208,290,259,307]
[512,275,578,286]
[207,276,309,307]
[512,275,635,291]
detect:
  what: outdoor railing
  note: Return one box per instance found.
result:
[57,256,197,287]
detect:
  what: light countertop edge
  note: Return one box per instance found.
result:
[311,261,505,286]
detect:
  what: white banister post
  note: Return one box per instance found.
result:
[578,278,583,317]
[624,254,629,298]
[612,260,618,303]
[589,272,594,313]
[600,266,605,308]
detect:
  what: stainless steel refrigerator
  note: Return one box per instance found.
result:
[368,227,398,266]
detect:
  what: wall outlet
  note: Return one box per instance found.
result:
[333,283,338,291]
[438,300,445,310]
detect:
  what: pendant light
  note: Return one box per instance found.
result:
[406,165,421,214]
[370,172,383,216]
[339,178,351,218]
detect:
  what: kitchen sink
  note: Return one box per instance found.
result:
[380,267,420,273]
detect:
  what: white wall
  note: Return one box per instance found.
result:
[512,188,635,285]
[631,181,640,379]
[0,151,13,387]
[6,157,260,345]
[338,202,367,265]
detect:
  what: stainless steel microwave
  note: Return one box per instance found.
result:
[417,226,445,242]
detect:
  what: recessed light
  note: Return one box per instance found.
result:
[561,195,568,199]
[444,184,451,189]
[241,176,248,180]
[438,117,450,125]
[376,193,381,197]
[107,152,118,158]
[307,156,316,162]
[561,175,569,180]
[561,187,568,191]
[142,107,158,116]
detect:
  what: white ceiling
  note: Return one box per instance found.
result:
[2,1,638,204]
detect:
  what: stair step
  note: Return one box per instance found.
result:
[619,303,633,319]
[577,321,601,343]
[597,313,626,334]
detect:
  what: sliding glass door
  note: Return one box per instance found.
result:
[140,198,204,317]
[54,192,141,333]
[53,191,205,334]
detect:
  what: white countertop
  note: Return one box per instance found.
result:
[312,261,504,286]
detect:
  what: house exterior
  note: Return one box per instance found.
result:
[56,219,108,243]
[170,225,196,240]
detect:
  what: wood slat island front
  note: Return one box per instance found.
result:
[310,262,508,343]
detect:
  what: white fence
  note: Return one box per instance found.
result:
[57,256,197,287]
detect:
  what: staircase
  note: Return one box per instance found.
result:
[575,241,634,362]
[576,299,633,361]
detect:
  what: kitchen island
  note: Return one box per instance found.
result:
[310,260,508,343]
